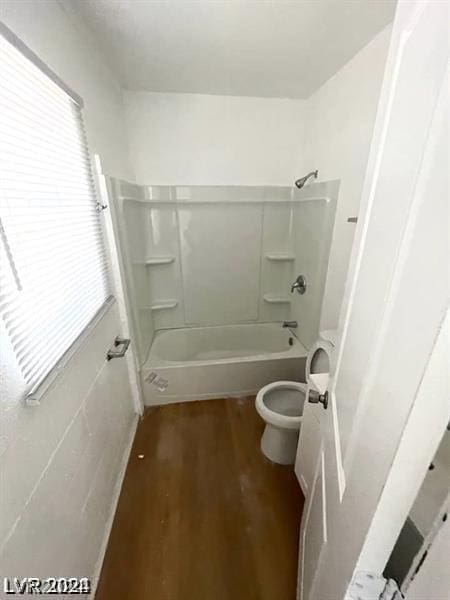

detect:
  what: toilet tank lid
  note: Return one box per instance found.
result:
[320,329,337,346]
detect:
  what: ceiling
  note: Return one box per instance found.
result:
[66,0,396,99]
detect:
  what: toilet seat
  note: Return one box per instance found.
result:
[255,381,307,430]
[305,338,334,387]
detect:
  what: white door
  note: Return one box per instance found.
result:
[297,1,449,599]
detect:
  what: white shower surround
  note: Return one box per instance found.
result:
[110,180,338,406]
[118,185,336,329]
[142,323,307,405]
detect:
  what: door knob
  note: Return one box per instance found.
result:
[308,390,328,410]
[291,275,307,294]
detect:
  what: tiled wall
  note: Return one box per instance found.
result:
[115,183,337,354]
[0,303,136,595]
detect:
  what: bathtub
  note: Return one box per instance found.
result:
[141,323,307,405]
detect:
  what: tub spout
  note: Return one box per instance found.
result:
[282,321,298,328]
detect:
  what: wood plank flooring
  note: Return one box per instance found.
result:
[95,397,304,600]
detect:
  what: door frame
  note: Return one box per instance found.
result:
[405,508,450,599]
[403,488,450,594]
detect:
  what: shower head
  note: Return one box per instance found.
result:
[295,170,318,189]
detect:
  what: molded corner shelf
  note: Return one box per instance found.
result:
[149,300,178,311]
[263,294,291,304]
[145,256,175,266]
[265,253,295,262]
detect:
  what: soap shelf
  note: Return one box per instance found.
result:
[145,300,179,311]
[265,252,295,262]
[145,256,175,266]
[263,294,291,304]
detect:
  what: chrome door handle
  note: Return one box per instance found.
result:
[308,390,328,410]
[106,336,130,361]
[291,275,307,295]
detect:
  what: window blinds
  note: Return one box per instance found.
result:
[0,33,110,399]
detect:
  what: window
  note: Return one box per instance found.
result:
[0,31,110,402]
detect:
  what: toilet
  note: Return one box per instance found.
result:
[255,330,336,465]
[255,381,307,465]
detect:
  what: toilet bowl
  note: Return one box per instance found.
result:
[255,381,307,465]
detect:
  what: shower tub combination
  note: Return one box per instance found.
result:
[142,323,307,405]
[107,180,338,407]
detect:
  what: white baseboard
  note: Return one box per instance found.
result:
[89,413,139,599]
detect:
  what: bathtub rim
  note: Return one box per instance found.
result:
[143,322,308,368]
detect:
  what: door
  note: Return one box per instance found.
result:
[297,1,449,599]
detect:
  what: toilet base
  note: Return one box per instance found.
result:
[260,423,300,465]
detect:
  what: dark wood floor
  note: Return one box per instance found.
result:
[96,397,304,600]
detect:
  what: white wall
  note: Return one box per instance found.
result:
[0,304,136,592]
[301,26,392,330]
[0,1,136,592]
[124,92,305,186]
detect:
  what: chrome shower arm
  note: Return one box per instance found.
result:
[295,170,318,189]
